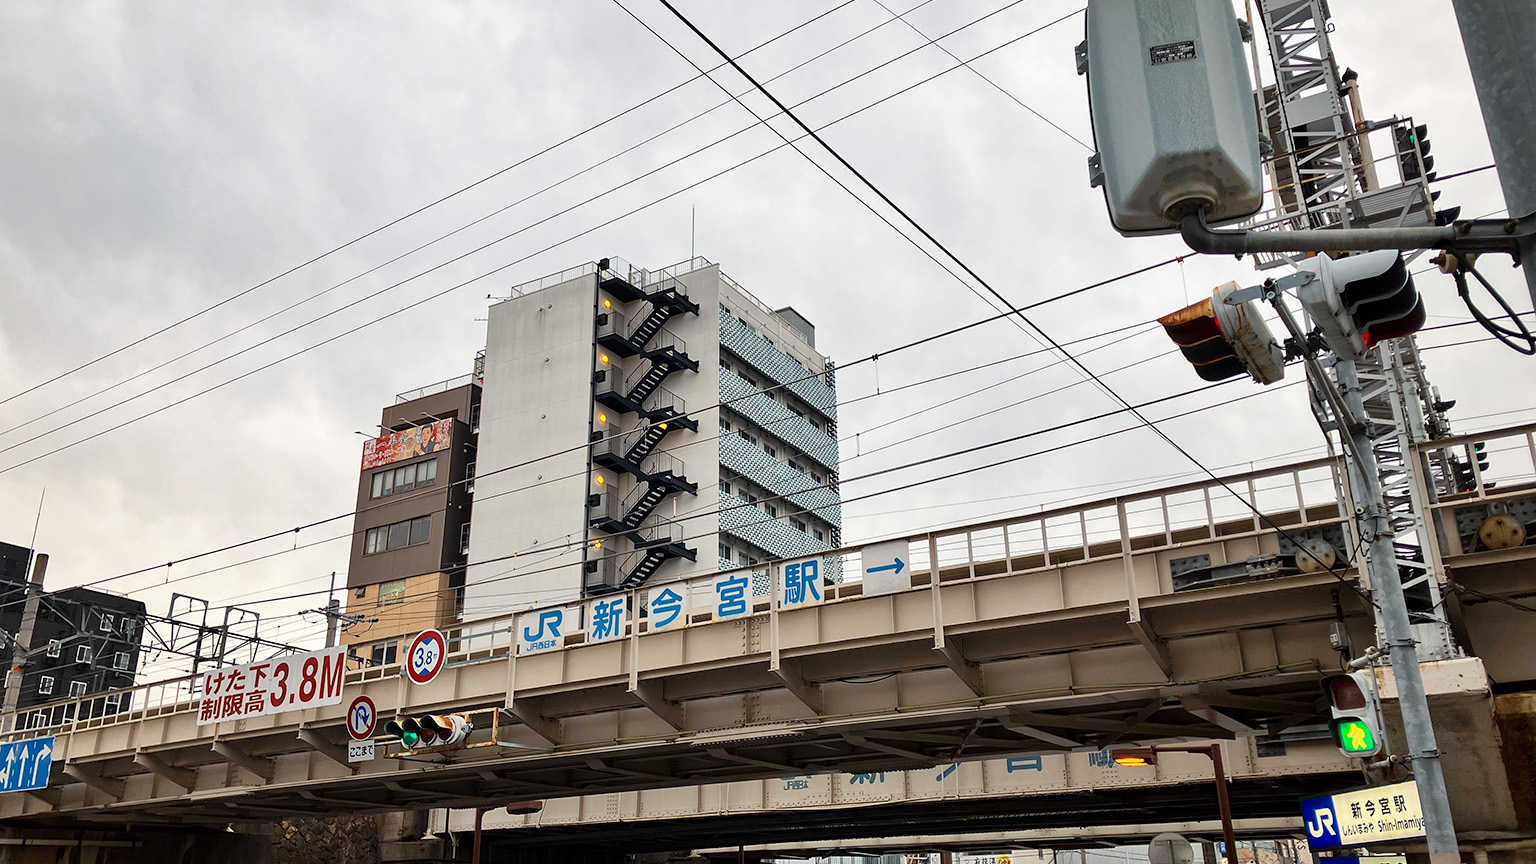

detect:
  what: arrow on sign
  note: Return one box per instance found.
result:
[30,743,50,785]
[867,558,905,575]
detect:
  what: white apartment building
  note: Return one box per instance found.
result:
[464,256,840,615]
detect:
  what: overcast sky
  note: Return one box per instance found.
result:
[0,1,1528,664]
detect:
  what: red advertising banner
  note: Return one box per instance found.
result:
[196,647,348,726]
[361,419,453,470]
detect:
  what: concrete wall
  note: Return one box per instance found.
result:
[344,570,457,654]
[465,273,600,615]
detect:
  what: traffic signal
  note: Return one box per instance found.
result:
[1112,747,1157,767]
[1298,250,1426,360]
[1322,672,1384,758]
[1395,123,1435,182]
[384,713,474,750]
[1450,442,1490,492]
[1158,282,1285,385]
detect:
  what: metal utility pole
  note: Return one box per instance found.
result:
[1453,0,1536,310]
[1332,359,1458,861]
[2,553,48,720]
[309,573,361,648]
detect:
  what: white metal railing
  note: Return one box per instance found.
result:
[0,449,1368,742]
[508,261,599,297]
[394,372,477,405]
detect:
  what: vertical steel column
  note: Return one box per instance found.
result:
[1452,0,1536,310]
[1334,360,1458,858]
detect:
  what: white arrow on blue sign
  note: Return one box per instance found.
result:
[0,736,54,793]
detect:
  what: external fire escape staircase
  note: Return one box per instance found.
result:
[589,456,699,537]
[587,260,702,592]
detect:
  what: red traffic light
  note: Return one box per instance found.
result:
[1158,283,1285,385]
[1326,675,1367,711]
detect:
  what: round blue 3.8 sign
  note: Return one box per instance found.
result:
[405,628,446,685]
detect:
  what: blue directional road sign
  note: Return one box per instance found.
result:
[0,736,54,793]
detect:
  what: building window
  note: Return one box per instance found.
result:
[765,444,777,459]
[719,543,731,560]
[378,579,407,606]
[719,419,731,433]
[791,517,807,532]
[114,652,130,671]
[100,613,114,632]
[355,586,366,598]
[75,645,91,664]
[46,640,60,659]
[465,461,476,494]
[370,458,438,499]
[747,494,759,507]
[69,681,87,699]
[738,551,750,565]
[364,515,433,555]
[370,642,398,667]
[105,694,121,713]
[38,676,53,696]
[721,479,732,494]
[469,402,481,431]
[765,503,778,518]
[814,529,826,542]
[28,712,46,730]
[718,357,730,370]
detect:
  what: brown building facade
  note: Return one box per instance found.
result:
[343,368,480,667]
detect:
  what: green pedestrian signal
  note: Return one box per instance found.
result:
[1322,672,1385,759]
[1333,718,1377,754]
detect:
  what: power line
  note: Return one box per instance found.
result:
[26,309,1520,625]
[0,259,1179,616]
[240,375,1296,614]
[0,1,1091,473]
[0,0,862,412]
[868,0,1091,150]
[644,0,1390,588]
[0,0,952,445]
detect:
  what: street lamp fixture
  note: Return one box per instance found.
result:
[1112,744,1236,859]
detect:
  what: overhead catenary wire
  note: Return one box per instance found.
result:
[866,0,1091,150]
[129,324,1536,657]
[645,0,1368,587]
[8,247,1183,610]
[0,2,1094,475]
[12,0,1523,639]
[242,376,1300,615]
[11,303,1521,630]
[0,0,973,445]
[0,0,862,412]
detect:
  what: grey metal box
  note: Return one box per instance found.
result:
[1083,0,1263,235]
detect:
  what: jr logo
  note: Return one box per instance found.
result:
[1303,797,1340,848]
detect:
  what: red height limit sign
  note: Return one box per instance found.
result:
[197,647,348,726]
